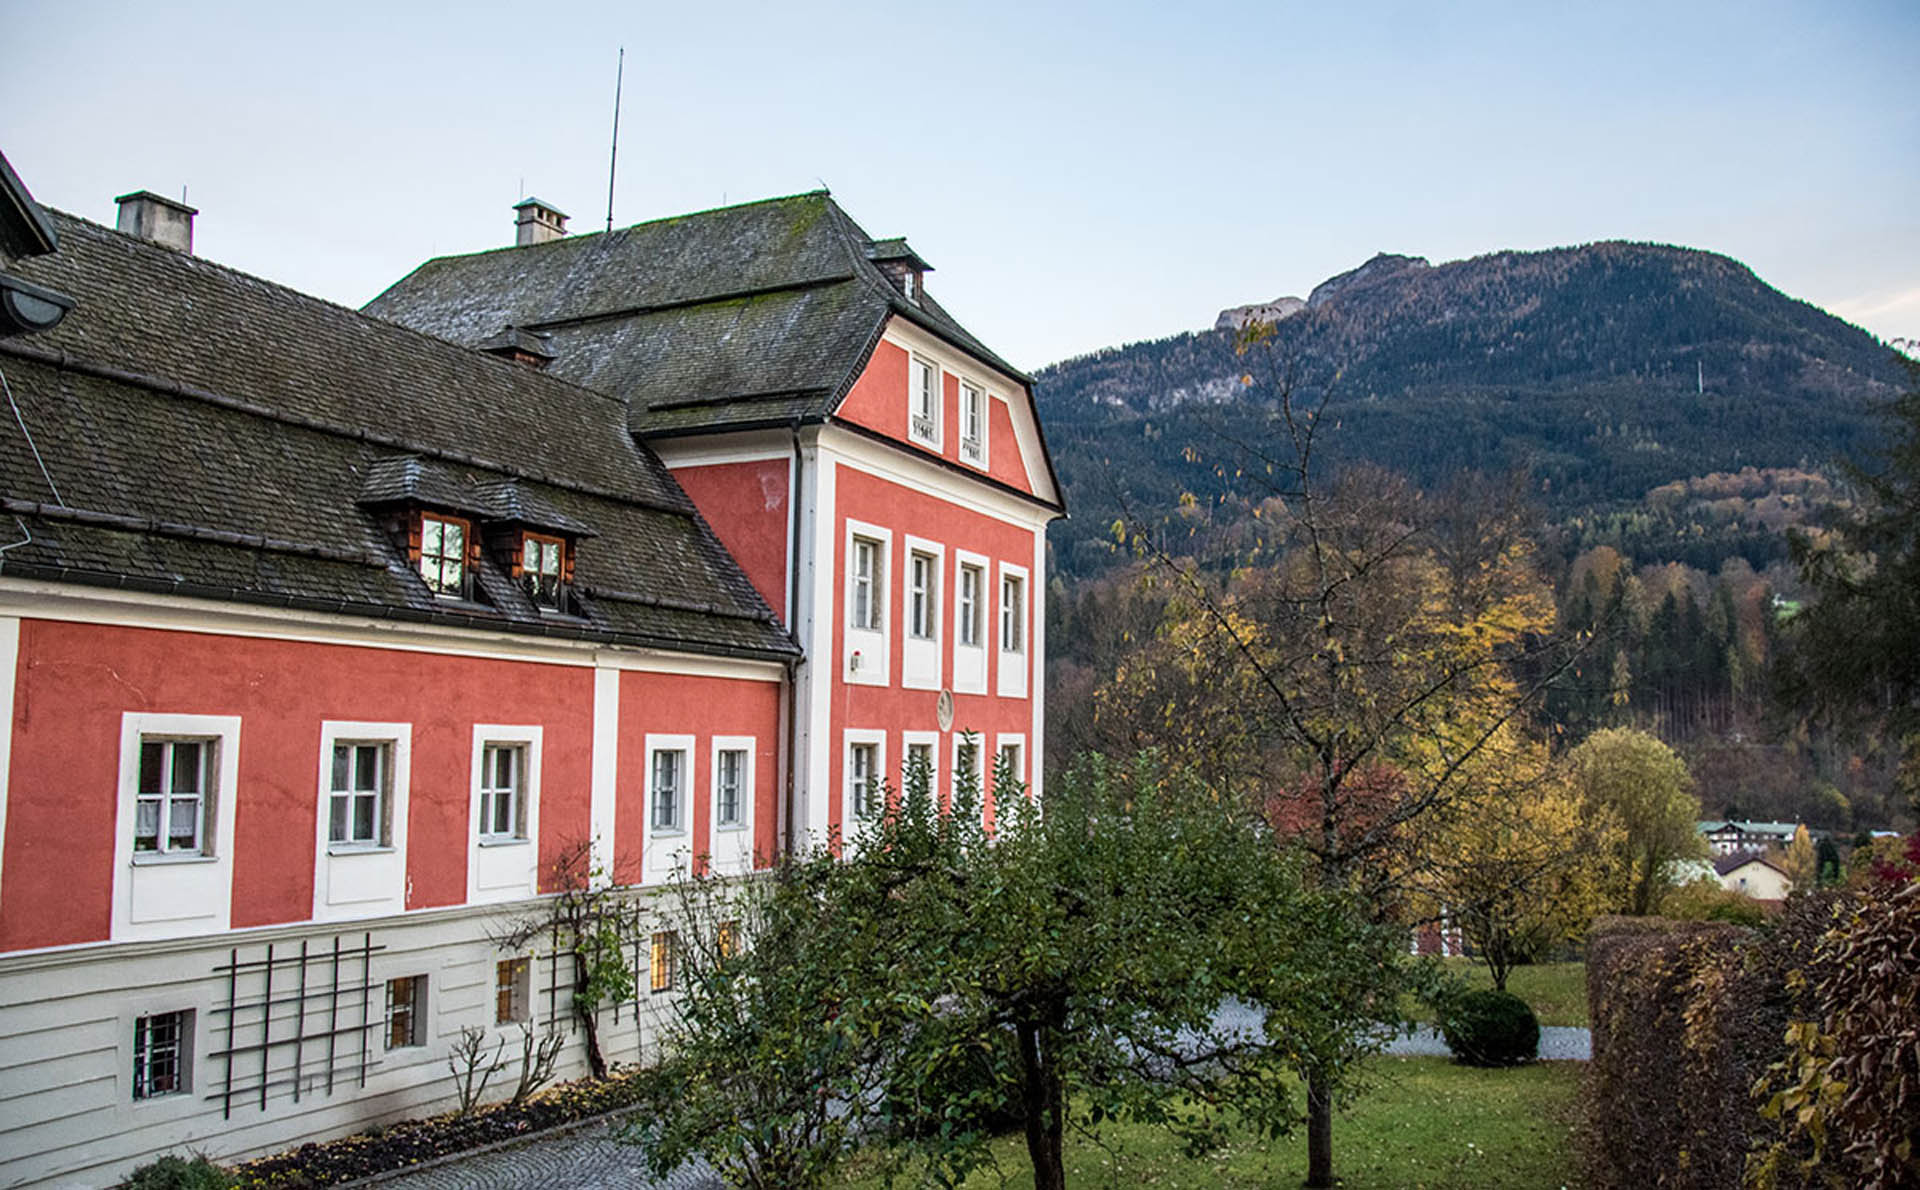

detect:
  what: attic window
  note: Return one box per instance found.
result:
[417,513,473,599]
[901,269,917,304]
[520,533,568,611]
[908,356,940,447]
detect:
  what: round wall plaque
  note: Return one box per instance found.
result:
[935,689,955,732]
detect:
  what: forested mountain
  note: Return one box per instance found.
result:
[1036,242,1913,832]
[1038,241,1900,580]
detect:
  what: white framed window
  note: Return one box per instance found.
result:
[902,730,939,801]
[909,550,937,640]
[995,734,1027,800]
[385,975,427,1049]
[479,744,527,841]
[709,735,757,875]
[902,535,944,691]
[852,536,884,631]
[959,563,983,647]
[133,1009,192,1100]
[468,725,542,903]
[329,741,390,847]
[650,745,687,834]
[951,734,985,809]
[134,737,213,856]
[997,561,1031,699]
[114,713,241,942]
[845,730,887,824]
[714,747,746,828]
[908,355,941,447]
[960,380,988,467]
[844,520,892,686]
[1000,575,1025,653]
[643,733,697,880]
[315,721,412,920]
[953,551,989,695]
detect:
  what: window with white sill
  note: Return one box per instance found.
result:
[710,737,756,875]
[468,725,542,904]
[644,733,696,880]
[844,522,891,685]
[845,731,887,827]
[902,538,943,690]
[114,712,241,942]
[952,552,989,694]
[903,732,939,804]
[960,381,987,466]
[909,356,940,447]
[996,563,1030,699]
[315,721,412,921]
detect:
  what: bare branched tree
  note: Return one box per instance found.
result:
[1103,324,1590,1187]
[492,839,641,1080]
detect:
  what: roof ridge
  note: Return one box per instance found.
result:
[52,209,635,413]
[388,189,837,272]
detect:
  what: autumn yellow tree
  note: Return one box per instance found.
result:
[1564,727,1705,914]
[1772,823,1817,891]
[1414,728,1623,989]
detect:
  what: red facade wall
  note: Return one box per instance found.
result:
[611,670,782,885]
[1,619,780,953]
[670,458,791,622]
[837,341,1036,496]
[829,466,1037,836]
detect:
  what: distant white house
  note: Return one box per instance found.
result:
[1715,852,1793,901]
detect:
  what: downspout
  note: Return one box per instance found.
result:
[781,420,805,856]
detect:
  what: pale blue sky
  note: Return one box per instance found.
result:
[5,0,1916,369]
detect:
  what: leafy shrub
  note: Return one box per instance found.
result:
[1659,879,1769,925]
[124,1154,234,1190]
[884,1024,1024,1140]
[1439,989,1539,1066]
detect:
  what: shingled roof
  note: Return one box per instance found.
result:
[364,192,1028,439]
[0,213,797,661]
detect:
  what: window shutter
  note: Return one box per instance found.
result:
[405,513,423,564]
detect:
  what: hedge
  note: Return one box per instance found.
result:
[1582,902,1831,1190]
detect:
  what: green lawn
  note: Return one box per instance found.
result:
[838,1056,1584,1189]
[1410,959,1589,1028]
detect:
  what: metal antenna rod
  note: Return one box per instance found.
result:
[606,47,624,233]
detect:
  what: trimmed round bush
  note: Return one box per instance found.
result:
[1441,989,1540,1067]
[124,1154,234,1190]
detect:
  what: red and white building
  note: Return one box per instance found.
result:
[0,161,1061,1186]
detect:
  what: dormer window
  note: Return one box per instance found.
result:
[417,513,472,599]
[520,533,566,610]
[909,356,940,447]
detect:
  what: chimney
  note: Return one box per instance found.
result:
[513,197,568,247]
[114,190,197,253]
